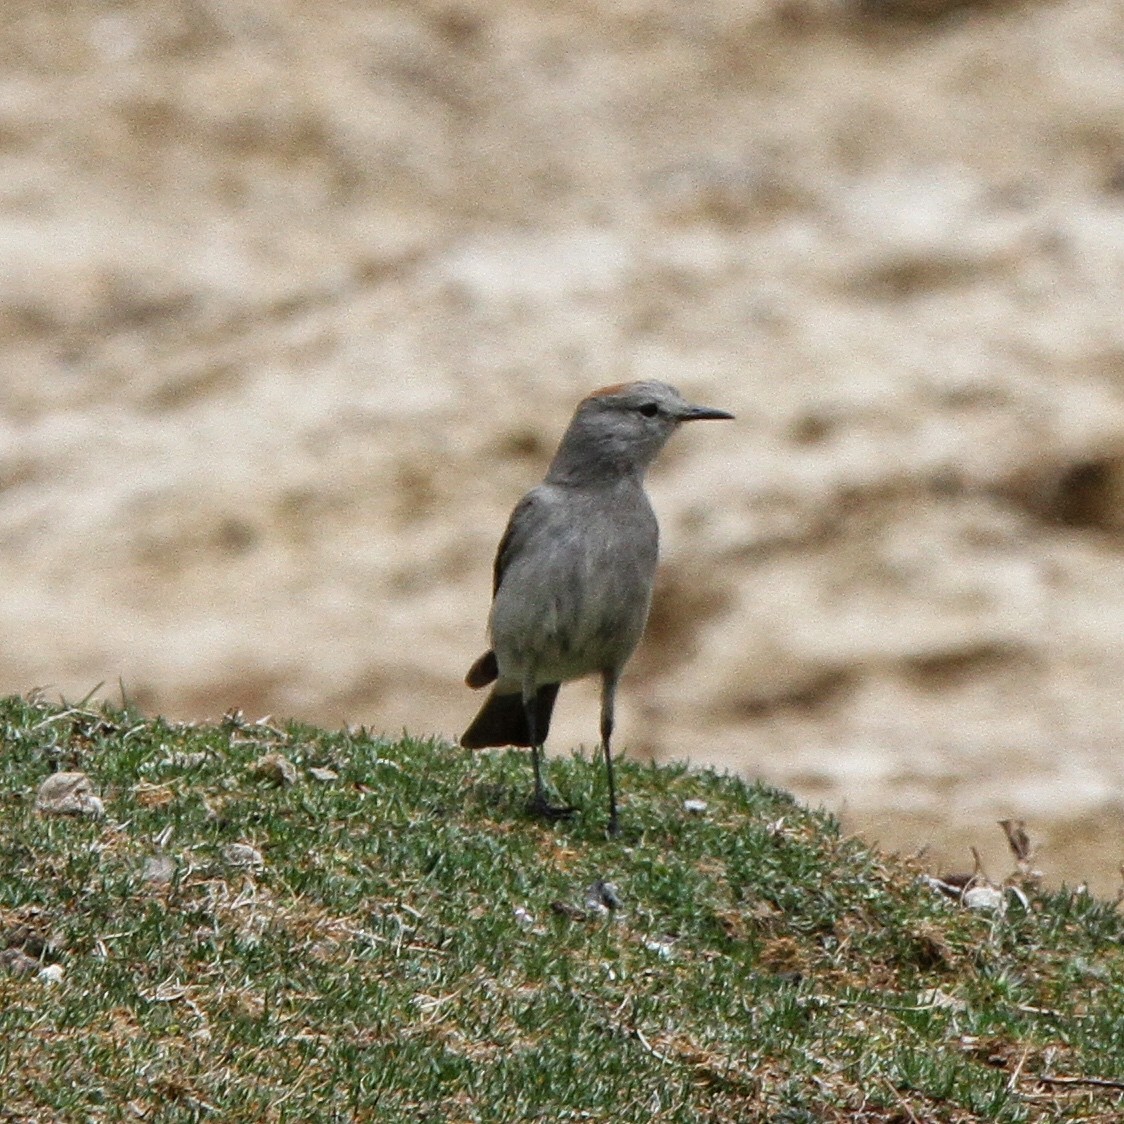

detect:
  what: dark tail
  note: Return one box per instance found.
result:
[461,683,561,748]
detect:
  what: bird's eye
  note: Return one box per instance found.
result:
[638,402,659,418]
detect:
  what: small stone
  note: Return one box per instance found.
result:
[142,854,177,885]
[585,880,622,913]
[683,798,708,814]
[513,906,535,929]
[249,753,298,786]
[963,885,1004,912]
[222,843,264,869]
[308,766,338,783]
[38,964,64,985]
[36,772,105,818]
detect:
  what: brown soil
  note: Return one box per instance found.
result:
[4,0,1124,890]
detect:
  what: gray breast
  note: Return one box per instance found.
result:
[489,483,659,684]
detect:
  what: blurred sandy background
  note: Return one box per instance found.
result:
[4,0,1124,889]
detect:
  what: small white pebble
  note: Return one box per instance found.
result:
[683,798,708,814]
[142,854,176,885]
[222,843,264,869]
[36,772,105,818]
[308,766,338,783]
[513,907,535,929]
[644,939,674,960]
[38,964,64,986]
[963,885,1004,912]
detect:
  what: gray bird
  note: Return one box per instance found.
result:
[461,380,733,833]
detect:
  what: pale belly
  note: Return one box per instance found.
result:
[489,511,658,686]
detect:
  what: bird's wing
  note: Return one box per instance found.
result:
[464,649,498,689]
[492,489,546,597]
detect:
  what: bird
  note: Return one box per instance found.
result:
[460,380,733,833]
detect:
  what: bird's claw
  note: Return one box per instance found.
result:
[527,795,577,821]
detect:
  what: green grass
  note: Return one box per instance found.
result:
[2,692,1123,1122]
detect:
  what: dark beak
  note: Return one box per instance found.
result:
[680,403,735,422]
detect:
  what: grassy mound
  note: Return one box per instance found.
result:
[1,694,1122,1122]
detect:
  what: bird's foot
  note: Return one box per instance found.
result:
[527,794,577,821]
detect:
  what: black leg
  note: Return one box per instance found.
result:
[600,671,619,835]
[524,679,574,821]
[524,691,547,807]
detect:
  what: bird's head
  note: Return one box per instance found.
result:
[547,380,733,484]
